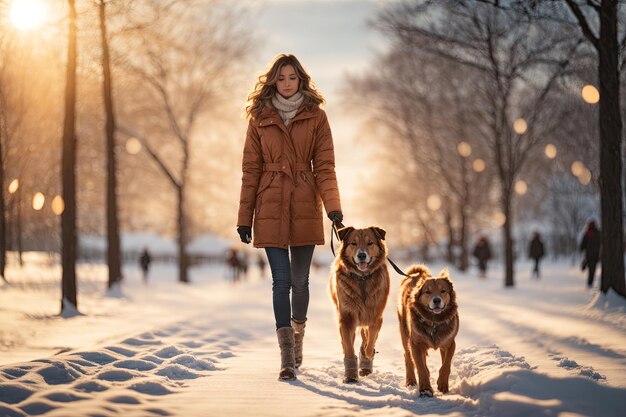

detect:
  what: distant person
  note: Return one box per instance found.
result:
[239,251,249,279]
[139,248,152,283]
[528,232,545,278]
[580,220,601,288]
[227,248,241,282]
[257,254,267,278]
[472,235,492,278]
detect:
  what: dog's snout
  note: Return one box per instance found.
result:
[433,297,442,305]
[357,252,367,260]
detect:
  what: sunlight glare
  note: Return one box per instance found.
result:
[32,192,45,210]
[10,0,47,31]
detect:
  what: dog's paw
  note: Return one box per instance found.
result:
[419,389,434,398]
[405,378,417,387]
[343,376,359,384]
[437,381,449,393]
[359,368,372,377]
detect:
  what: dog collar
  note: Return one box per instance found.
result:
[350,271,373,281]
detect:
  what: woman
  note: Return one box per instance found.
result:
[236,54,343,381]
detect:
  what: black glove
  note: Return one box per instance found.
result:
[328,211,344,228]
[237,226,252,244]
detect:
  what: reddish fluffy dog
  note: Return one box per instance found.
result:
[397,264,459,397]
[330,226,390,383]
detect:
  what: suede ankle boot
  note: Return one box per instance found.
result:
[291,319,306,368]
[276,327,296,381]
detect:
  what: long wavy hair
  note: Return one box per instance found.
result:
[245,54,325,120]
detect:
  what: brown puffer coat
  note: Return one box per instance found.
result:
[237,105,342,248]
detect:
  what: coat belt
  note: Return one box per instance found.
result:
[263,162,312,172]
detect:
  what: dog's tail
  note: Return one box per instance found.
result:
[405,264,431,280]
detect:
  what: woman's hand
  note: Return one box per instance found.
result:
[328,211,344,228]
[237,226,252,244]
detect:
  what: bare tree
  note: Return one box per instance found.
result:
[557,0,625,296]
[117,0,252,283]
[376,0,581,286]
[61,0,79,312]
[97,0,122,289]
[344,44,496,270]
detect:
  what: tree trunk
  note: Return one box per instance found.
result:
[61,0,78,312]
[598,0,625,296]
[99,0,122,290]
[458,159,470,271]
[177,185,188,283]
[444,207,455,264]
[16,189,23,266]
[0,132,6,282]
[503,191,515,287]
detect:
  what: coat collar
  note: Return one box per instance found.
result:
[254,105,318,128]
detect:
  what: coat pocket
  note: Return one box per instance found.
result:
[255,173,277,218]
[294,172,320,219]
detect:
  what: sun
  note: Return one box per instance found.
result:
[10,0,47,31]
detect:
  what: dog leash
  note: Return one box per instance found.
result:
[330,220,342,257]
[331,222,409,278]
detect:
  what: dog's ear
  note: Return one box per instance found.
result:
[439,267,450,279]
[370,226,386,240]
[337,226,355,241]
[439,268,455,294]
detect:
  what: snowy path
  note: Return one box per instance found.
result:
[1,258,625,416]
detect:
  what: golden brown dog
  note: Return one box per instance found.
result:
[397,264,459,396]
[330,226,390,383]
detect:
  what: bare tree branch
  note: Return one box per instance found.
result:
[117,124,181,189]
[564,0,600,49]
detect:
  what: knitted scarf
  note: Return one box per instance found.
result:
[272,92,303,126]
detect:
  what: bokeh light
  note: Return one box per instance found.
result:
[544,144,557,159]
[32,192,45,210]
[125,137,142,155]
[582,85,600,104]
[51,195,65,215]
[571,161,585,177]
[514,180,528,195]
[513,118,528,135]
[8,179,19,194]
[494,212,506,227]
[427,194,441,211]
[472,159,486,173]
[457,142,472,158]
[578,168,592,185]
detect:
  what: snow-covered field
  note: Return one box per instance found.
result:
[1,252,625,417]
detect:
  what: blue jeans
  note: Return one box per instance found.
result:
[264,245,315,329]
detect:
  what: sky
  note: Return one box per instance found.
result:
[253,0,388,103]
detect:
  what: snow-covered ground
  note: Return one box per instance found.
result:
[1,252,625,417]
